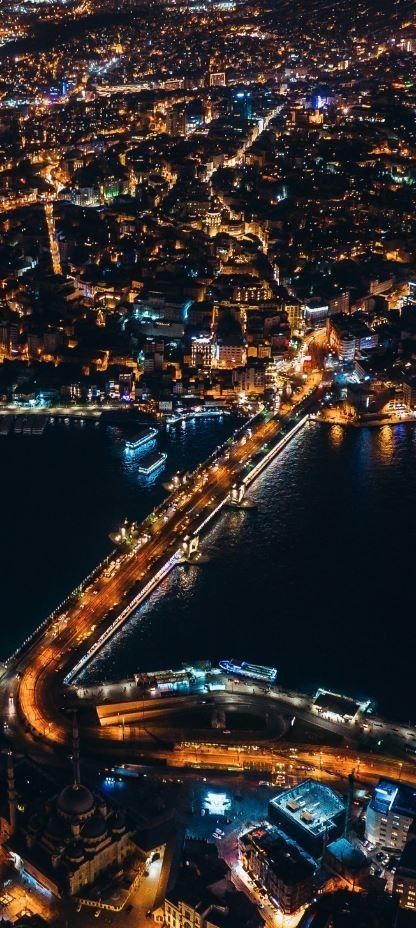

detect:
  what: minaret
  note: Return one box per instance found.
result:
[344,773,355,839]
[72,712,81,788]
[7,752,16,834]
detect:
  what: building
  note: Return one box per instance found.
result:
[323,838,369,887]
[239,824,316,915]
[232,360,265,394]
[209,71,226,87]
[343,382,393,419]
[365,780,416,852]
[8,720,143,899]
[213,336,246,369]
[298,889,399,927]
[403,378,416,408]
[164,840,263,928]
[303,299,329,326]
[326,313,378,360]
[312,689,371,724]
[268,780,345,858]
[394,821,416,910]
[191,335,213,370]
[284,299,304,333]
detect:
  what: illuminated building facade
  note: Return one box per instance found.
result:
[394,823,416,910]
[365,780,416,852]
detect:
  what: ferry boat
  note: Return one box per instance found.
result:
[125,427,158,452]
[138,451,167,475]
[219,660,278,684]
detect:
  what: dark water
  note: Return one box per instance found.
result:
[0,415,238,656]
[79,420,416,722]
[2,417,415,720]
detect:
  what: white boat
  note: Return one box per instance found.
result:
[138,451,167,475]
[219,660,277,684]
[125,427,158,452]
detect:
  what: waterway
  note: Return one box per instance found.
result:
[79,420,416,722]
[0,414,238,656]
[1,417,415,720]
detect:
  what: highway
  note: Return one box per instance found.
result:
[3,372,320,757]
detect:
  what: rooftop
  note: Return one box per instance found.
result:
[370,780,416,820]
[167,843,263,928]
[313,689,368,719]
[241,825,316,884]
[269,780,345,839]
[325,838,368,872]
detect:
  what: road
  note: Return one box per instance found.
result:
[3,355,416,800]
[1,351,415,800]
[3,374,320,758]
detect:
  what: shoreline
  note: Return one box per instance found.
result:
[311,413,416,429]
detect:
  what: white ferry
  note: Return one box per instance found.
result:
[125,427,158,452]
[219,660,278,684]
[138,451,167,475]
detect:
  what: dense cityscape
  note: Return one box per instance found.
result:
[0,0,416,925]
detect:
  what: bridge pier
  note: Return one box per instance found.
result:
[181,534,200,562]
[227,482,255,509]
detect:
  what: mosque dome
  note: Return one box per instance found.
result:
[82,814,107,842]
[57,784,95,818]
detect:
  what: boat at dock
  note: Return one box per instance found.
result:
[219,660,278,684]
[125,427,158,452]
[138,451,167,475]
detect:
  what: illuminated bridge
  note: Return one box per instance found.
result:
[1,377,326,762]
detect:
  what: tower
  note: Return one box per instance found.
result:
[7,752,16,835]
[72,711,81,788]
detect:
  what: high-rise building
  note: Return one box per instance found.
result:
[365,780,416,852]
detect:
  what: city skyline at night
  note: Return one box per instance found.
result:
[0,0,415,925]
